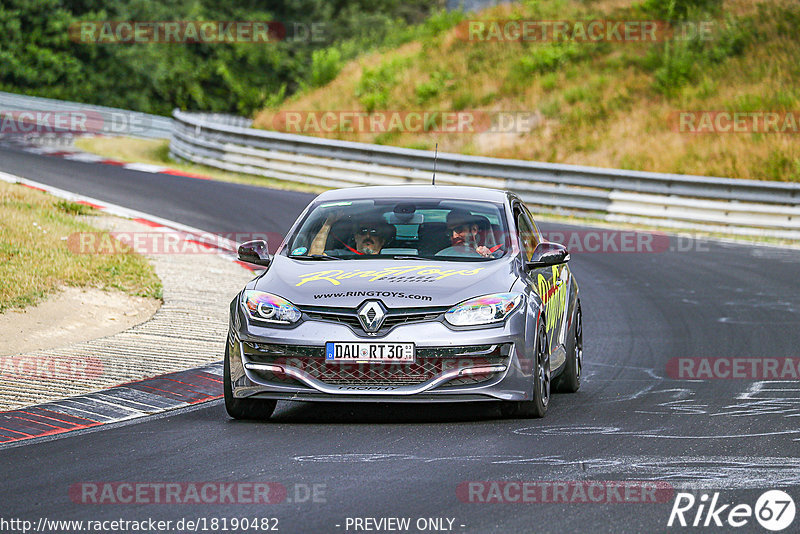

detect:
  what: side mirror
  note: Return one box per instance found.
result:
[238,240,271,267]
[526,242,569,269]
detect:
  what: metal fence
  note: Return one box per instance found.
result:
[0,91,172,139]
[171,109,800,240]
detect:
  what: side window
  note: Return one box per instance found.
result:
[514,207,536,261]
[521,204,542,245]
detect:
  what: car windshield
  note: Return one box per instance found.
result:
[283,198,511,261]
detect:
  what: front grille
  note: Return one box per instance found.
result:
[301,305,448,335]
[293,359,440,386]
[383,312,442,328]
[243,344,323,360]
[242,342,511,388]
[303,310,361,328]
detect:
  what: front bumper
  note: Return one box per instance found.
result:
[228,304,535,402]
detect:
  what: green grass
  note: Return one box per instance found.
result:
[0,181,162,312]
[356,56,413,112]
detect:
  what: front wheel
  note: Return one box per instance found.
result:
[224,344,277,420]
[501,326,550,418]
[554,302,582,393]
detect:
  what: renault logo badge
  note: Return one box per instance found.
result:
[357,301,386,333]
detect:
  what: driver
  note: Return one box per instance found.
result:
[444,209,492,257]
[354,218,394,255]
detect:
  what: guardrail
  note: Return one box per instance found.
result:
[171,109,800,240]
[0,91,172,139]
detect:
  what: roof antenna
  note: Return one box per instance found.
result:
[432,143,438,185]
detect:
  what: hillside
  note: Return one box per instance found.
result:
[253,0,800,182]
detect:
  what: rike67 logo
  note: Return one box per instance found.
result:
[668,490,796,531]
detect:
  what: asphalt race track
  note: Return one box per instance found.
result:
[1,142,799,533]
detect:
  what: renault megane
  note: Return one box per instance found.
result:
[225,185,582,419]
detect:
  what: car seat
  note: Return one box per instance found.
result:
[417,222,451,255]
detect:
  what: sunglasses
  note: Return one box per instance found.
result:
[357,227,383,237]
[447,224,473,233]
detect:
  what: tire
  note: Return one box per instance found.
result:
[554,302,582,393]
[224,344,277,420]
[501,325,550,418]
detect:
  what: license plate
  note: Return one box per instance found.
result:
[325,342,415,363]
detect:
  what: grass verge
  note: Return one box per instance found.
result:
[0,181,162,312]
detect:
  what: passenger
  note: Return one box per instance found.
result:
[442,209,492,257]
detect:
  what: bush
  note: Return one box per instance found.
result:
[452,90,477,110]
[651,13,751,95]
[540,72,558,91]
[506,42,582,89]
[563,85,590,105]
[309,48,343,88]
[414,70,453,104]
[652,39,699,95]
[518,43,581,74]
[415,9,465,40]
[764,150,794,181]
[355,57,410,112]
[55,200,93,216]
[642,0,723,20]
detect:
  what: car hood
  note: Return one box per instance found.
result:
[252,256,516,308]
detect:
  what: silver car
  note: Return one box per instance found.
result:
[225,185,582,419]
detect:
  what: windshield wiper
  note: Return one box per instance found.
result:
[291,254,343,261]
[391,255,430,260]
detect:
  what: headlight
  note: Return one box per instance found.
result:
[242,290,302,324]
[444,293,523,326]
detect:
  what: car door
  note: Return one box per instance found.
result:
[524,203,570,352]
[514,202,567,357]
